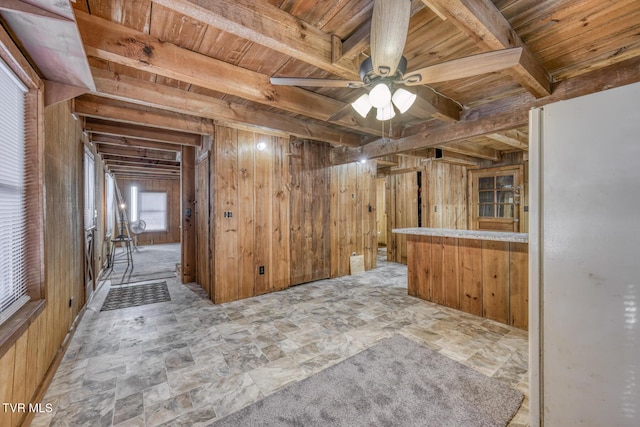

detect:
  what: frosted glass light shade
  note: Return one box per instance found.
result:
[392,88,417,113]
[351,94,372,118]
[369,83,392,108]
[376,102,396,121]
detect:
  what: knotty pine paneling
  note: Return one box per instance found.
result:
[210,127,291,302]
[329,161,377,278]
[117,178,181,245]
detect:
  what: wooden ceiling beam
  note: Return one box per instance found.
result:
[91,68,362,147]
[152,0,359,78]
[85,119,200,146]
[96,144,179,161]
[92,135,181,152]
[101,155,180,168]
[438,140,500,160]
[74,95,215,135]
[107,165,180,174]
[104,160,180,171]
[410,86,460,122]
[76,11,380,136]
[422,0,552,97]
[487,130,528,151]
[333,54,640,164]
[111,174,179,180]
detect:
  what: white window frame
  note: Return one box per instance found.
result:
[0,56,29,325]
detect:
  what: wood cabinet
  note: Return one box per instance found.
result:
[402,230,528,330]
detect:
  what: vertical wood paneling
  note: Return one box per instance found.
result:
[482,240,510,324]
[442,237,460,309]
[509,242,529,329]
[459,239,483,316]
[214,126,239,303]
[406,235,526,329]
[0,346,15,427]
[11,332,28,426]
[376,178,386,246]
[289,139,305,285]
[407,235,432,300]
[271,136,290,291]
[431,236,445,305]
[329,162,377,277]
[289,139,331,285]
[195,155,210,296]
[237,130,255,299]
[254,135,273,295]
[181,146,196,283]
[209,127,292,302]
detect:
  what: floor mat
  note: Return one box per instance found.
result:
[100,281,171,311]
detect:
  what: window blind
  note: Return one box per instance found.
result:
[0,57,29,325]
[139,192,167,231]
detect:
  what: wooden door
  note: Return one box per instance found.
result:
[468,166,523,232]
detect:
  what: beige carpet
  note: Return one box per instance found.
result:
[213,335,523,426]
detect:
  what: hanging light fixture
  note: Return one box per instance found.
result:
[368,82,392,108]
[352,94,373,118]
[391,88,417,113]
[376,102,396,121]
[351,83,416,121]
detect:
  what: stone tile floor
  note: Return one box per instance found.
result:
[33,249,529,426]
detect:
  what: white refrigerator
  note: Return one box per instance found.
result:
[529,82,640,425]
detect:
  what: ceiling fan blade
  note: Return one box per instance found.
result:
[370,0,411,77]
[269,77,363,88]
[402,47,524,86]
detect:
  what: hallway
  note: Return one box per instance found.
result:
[32,248,529,426]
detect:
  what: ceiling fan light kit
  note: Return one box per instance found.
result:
[352,94,373,118]
[376,102,396,121]
[269,0,525,122]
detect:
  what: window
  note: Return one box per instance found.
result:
[139,191,167,231]
[84,148,95,230]
[468,166,522,232]
[0,57,29,325]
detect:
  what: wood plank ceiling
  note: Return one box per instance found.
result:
[4,0,640,178]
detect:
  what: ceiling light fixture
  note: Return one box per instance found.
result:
[351,83,416,121]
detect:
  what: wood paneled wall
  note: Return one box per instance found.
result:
[0,100,85,427]
[330,161,377,277]
[116,178,181,245]
[195,150,210,297]
[196,129,378,303]
[289,139,331,286]
[211,127,291,303]
[386,159,467,264]
[376,178,387,246]
[422,162,467,229]
[407,234,528,330]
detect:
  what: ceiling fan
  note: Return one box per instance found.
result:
[270,0,523,121]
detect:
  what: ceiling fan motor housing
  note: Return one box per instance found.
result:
[359,56,408,84]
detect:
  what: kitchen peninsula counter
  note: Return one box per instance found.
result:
[392,228,528,330]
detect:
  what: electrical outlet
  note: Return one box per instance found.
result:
[259,266,265,275]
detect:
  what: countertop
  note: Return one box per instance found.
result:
[392,227,528,243]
